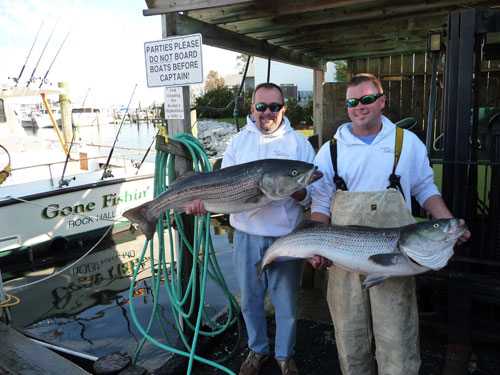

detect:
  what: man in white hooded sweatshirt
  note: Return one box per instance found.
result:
[309,73,470,375]
[188,82,315,375]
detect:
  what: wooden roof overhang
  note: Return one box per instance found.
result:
[143,0,500,71]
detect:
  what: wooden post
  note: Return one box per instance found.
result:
[321,83,350,145]
[58,82,72,148]
[313,69,324,146]
[161,12,198,341]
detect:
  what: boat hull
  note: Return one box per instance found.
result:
[0,171,155,269]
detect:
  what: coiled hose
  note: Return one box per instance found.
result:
[128,133,241,375]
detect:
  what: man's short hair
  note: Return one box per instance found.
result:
[252,82,285,104]
[347,73,384,94]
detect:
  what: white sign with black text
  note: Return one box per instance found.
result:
[144,34,203,88]
[164,87,184,120]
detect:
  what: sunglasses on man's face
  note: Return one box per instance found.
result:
[254,103,284,112]
[346,94,384,108]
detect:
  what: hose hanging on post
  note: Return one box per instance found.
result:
[128,133,242,375]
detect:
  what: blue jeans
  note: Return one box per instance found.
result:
[233,229,302,360]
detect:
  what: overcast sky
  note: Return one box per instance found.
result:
[0,0,240,107]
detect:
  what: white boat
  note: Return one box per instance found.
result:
[0,82,156,269]
[72,107,113,126]
[34,107,63,128]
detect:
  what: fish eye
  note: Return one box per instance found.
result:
[433,223,440,228]
[291,169,298,176]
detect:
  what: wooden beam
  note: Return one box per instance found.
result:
[297,34,427,56]
[265,14,447,47]
[144,0,250,15]
[234,4,452,38]
[185,0,373,23]
[183,0,500,25]
[320,45,429,61]
[155,136,193,160]
[171,12,326,70]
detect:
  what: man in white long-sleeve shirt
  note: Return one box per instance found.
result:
[188,82,315,375]
[309,73,470,375]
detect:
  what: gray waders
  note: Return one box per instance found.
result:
[326,128,420,374]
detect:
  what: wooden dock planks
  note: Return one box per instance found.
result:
[0,322,91,375]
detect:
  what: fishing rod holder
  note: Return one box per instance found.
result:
[58,176,75,188]
[101,170,114,179]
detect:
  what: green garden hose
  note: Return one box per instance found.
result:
[128,133,241,375]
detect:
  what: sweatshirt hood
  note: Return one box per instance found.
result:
[335,115,396,146]
[246,114,293,138]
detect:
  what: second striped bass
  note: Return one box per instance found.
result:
[256,219,467,288]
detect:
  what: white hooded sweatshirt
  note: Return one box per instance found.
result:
[311,115,440,218]
[221,115,316,237]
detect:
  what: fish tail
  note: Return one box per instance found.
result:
[254,258,266,289]
[122,202,159,240]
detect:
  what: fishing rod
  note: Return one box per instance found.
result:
[39,24,74,88]
[59,87,91,188]
[101,84,137,180]
[134,129,159,175]
[14,21,44,87]
[27,20,59,87]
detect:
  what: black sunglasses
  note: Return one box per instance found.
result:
[254,102,284,112]
[346,94,384,108]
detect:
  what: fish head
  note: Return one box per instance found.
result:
[258,160,323,200]
[399,218,467,270]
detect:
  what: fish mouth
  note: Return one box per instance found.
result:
[300,166,323,185]
[445,218,467,239]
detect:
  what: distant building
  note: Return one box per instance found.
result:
[255,58,337,105]
[223,58,337,106]
[223,62,255,92]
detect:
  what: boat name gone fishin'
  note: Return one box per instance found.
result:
[40,187,151,220]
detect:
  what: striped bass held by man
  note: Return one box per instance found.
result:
[122,158,323,240]
[256,218,467,288]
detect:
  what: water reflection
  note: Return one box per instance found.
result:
[3,218,238,371]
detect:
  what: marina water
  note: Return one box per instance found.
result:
[3,121,240,371]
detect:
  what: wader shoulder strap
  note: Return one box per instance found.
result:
[329,139,348,191]
[387,127,405,199]
[330,127,404,195]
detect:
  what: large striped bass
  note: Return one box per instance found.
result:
[256,219,467,288]
[123,159,323,240]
